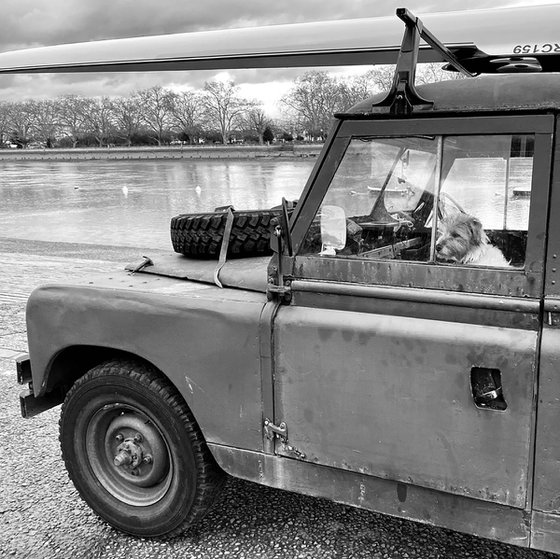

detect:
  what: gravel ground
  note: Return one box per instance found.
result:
[0,239,557,559]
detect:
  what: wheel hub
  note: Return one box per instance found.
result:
[113,438,144,469]
[104,413,169,488]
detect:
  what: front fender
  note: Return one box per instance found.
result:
[26,283,267,451]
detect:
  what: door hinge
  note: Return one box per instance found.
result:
[266,277,292,302]
[263,418,306,460]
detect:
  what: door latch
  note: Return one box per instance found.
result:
[263,419,306,460]
[264,419,288,442]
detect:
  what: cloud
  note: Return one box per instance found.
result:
[2,0,504,51]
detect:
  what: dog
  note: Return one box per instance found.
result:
[435,213,510,267]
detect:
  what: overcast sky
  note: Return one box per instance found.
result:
[0,0,557,113]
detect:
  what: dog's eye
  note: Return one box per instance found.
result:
[451,232,460,239]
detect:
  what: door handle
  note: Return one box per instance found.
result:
[470,367,507,411]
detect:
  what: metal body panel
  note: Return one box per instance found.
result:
[350,75,560,114]
[274,304,537,507]
[26,283,267,451]
[532,117,560,539]
[291,282,539,330]
[128,253,270,293]
[532,511,560,554]
[209,444,531,548]
[544,120,560,298]
[258,300,281,455]
[533,324,560,514]
[1,5,560,74]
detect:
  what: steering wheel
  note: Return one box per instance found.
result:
[438,191,465,218]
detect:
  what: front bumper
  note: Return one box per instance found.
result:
[16,354,61,418]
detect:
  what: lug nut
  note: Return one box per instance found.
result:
[143,454,153,464]
[115,433,123,442]
[133,433,143,443]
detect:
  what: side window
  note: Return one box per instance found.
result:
[438,135,532,268]
[300,134,533,269]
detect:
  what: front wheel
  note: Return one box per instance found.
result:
[59,359,224,537]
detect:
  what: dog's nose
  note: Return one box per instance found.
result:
[435,244,441,252]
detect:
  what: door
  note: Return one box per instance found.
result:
[273,115,552,508]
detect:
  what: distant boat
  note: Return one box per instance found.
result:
[512,186,531,197]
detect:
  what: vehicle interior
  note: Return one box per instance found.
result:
[301,133,532,268]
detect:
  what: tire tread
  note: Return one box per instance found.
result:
[170,210,280,259]
[60,359,225,538]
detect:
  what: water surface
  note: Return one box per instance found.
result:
[0,159,314,250]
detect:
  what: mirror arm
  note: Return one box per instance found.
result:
[267,198,293,302]
[280,197,293,256]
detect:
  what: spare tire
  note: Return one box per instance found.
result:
[170,209,281,259]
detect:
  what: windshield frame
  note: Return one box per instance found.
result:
[289,114,553,298]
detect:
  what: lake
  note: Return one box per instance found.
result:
[0,157,530,252]
[0,159,314,250]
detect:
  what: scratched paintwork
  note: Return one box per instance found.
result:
[532,511,560,554]
[532,300,560,555]
[25,282,267,451]
[274,304,537,508]
[210,445,531,548]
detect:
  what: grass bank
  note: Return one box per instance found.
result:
[0,144,323,162]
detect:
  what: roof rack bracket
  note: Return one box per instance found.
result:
[373,8,476,116]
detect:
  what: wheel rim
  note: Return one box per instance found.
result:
[85,403,173,506]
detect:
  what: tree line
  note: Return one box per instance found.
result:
[0,65,461,149]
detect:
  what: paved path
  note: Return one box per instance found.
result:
[0,239,554,559]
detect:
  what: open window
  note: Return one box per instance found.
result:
[300,133,534,269]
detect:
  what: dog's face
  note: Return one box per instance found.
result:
[436,213,485,262]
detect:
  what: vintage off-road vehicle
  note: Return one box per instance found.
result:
[6,5,560,554]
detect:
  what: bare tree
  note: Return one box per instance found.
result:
[80,97,115,147]
[416,63,466,85]
[169,90,204,144]
[361,63,465,95]
[281,71,345,140]
[31,99,60,147]
[362,66,395,93]
[109,95,143,147]
[242,105,272,145]
[137,86,174,145]
[202,80,249,145]
[0,102,10,145]
[6,100,36,147]
[57,95,90,147]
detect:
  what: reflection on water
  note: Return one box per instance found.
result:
[0,159,313,250]
[442,158,532,230]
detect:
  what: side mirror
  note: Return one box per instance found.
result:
[320,205,346,255]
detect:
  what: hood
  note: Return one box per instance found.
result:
[126,253,270,293]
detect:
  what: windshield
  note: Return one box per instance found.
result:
[322,137,437,217]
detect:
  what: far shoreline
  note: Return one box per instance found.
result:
[0,144,323,162]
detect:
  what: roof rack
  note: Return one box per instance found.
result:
[374,8,475,116]
[372,7,554,116]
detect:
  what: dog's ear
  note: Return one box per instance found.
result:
[468,216,484,245]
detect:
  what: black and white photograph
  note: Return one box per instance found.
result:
[2,1,560,558]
